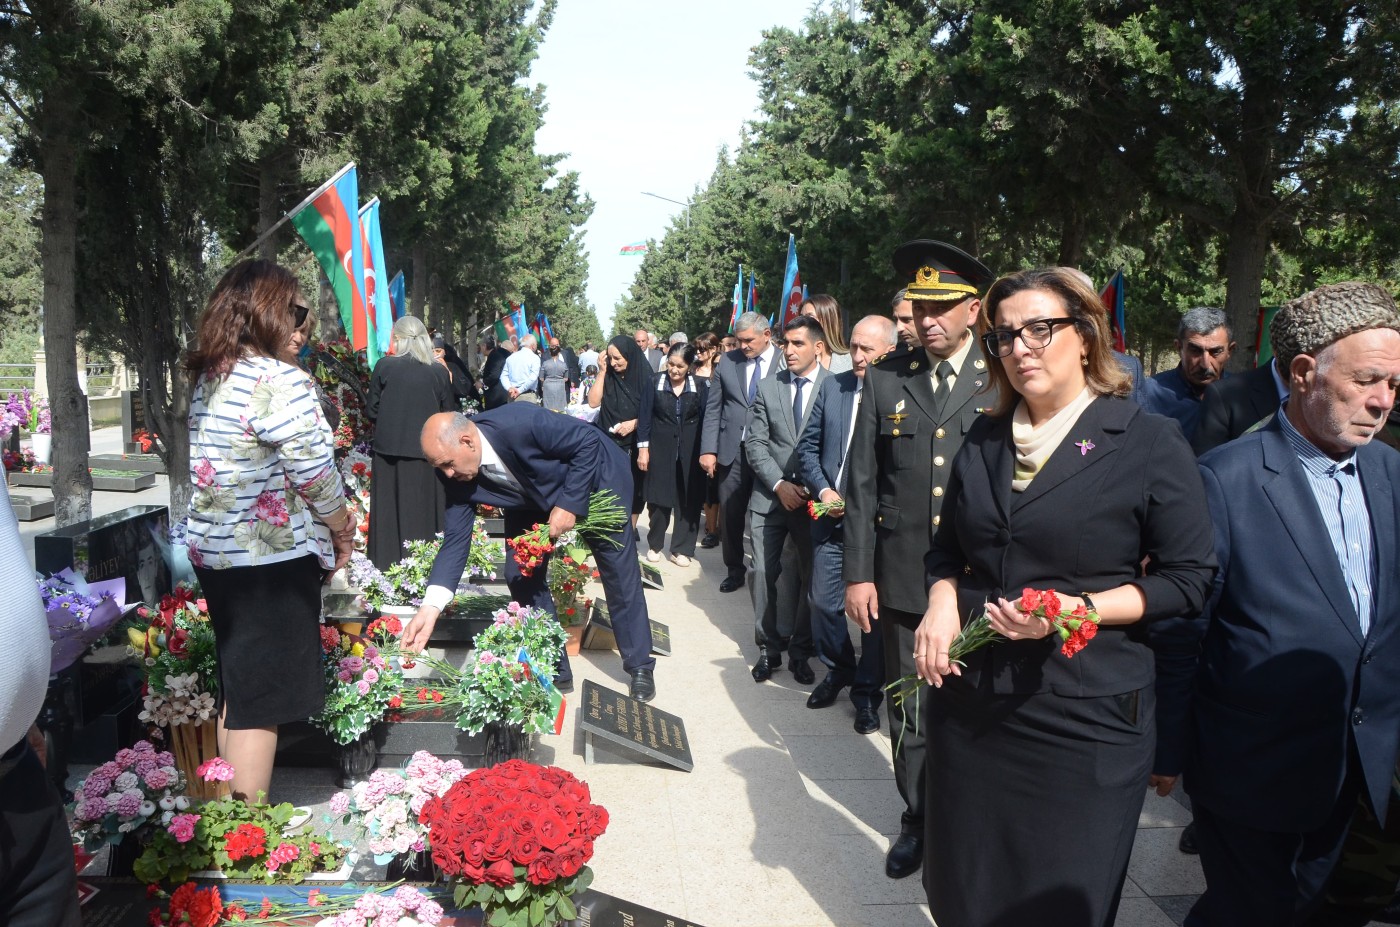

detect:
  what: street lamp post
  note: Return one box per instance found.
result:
[640,191,691,313]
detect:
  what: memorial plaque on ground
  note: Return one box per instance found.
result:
[579,679,692,771]
[582,599,670,656]
[9,492,54,521]
[639,561,664,590]
[34,505,172,604]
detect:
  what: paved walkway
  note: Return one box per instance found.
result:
[40,438,1384,926]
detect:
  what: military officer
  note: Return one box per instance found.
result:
[843,240,996,880]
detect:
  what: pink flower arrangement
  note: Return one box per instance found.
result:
[71,739,187,849]
[196,757,236,783]
[312,886,444,927]
[168,813,200,844]
[329,751,468,864]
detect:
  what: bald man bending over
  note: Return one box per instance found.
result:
[404,406,657,701]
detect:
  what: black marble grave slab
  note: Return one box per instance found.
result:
[639,561,664,590]
[579,680,693,772]
[34,505,172,605]
[378,705,490,765]
[9,492,54,521]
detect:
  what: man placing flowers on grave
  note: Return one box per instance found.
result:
[403,406,658,702]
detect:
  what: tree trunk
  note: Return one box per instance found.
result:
[40,100,92,527]
[318,273,341,340]
[429,271,445,333]
[412,243,428,320]
[257,156,282,260]
[1056,204,1086,267]
[1222,210,1271,372]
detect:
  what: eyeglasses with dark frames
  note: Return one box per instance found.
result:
[981,317,1079,358]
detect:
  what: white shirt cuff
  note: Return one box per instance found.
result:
[421,585,454,612]
[637,441,649,449]
[772,479,784,492]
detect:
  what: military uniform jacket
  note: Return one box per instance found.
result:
[843,342,996,614]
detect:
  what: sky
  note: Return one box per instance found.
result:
[529,0,816,335]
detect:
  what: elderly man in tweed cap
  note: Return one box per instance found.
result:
[1170,282,1400,926]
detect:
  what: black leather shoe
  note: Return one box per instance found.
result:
[885,834,923,879]
[555,677,574,694]
[751,655,779,683]
[699,533,719,548]
[1178,821,1199,855]
[719,574,746,593]
[854,707,881,734]
[807,676,845,708]
[788,658,815,685]
[628,669,656,702]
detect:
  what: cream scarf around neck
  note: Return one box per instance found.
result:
[1011,386,1097,492]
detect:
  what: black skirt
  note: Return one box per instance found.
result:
[368,453,446,570]
[196,555,325,730]
[923,677,1154,927]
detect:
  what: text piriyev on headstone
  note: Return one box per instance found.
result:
[579,679,692,772]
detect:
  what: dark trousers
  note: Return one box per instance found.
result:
[0,743,81,927]
[1187,776,1363,927]
[503,506,655,680]
[748,503,814,661]
[645,502,700,558]
[881,606,926,829]
[715,458,753,579]
[810,522,883,709]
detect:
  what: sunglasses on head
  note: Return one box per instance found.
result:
[291,300,310,327]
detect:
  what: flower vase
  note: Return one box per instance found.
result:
[335,731,379,788]
[482,721,536,767]
[168,720,229,801]
[384,848,438,882]
[564,623,583,656]
[29,432,51,465]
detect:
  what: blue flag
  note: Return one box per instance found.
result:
[729,264,743,333]
[779,234,804,327]
[388,271,406,321]
[358,198,392,361]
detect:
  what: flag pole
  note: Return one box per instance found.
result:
[229,162,357,265]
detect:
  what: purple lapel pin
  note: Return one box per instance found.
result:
[1075,439,1095,457]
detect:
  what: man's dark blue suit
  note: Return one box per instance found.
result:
[426,405,656,680]
[1174,416,1400,924]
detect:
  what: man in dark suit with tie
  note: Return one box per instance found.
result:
[745,315,831,684]
[699,312,785,593]
[1170,282,1400,926]
[844,239,996,879]
[402,406,658,701]
[797,314,897,734]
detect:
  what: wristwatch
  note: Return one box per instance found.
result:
[1081,593,1099,616]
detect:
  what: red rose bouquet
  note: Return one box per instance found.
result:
[421,759,608,927]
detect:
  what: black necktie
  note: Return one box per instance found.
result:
[933,360,954,418]
[792,376,807,432]
[747,358,762,404]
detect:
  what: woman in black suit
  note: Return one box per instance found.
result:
[366,316,455,570]
[637,343,707,566]
[914,267,1216,927]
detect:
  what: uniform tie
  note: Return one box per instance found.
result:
[933,360,954,418]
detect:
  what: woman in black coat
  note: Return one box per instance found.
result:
[637,343,707,566]
[366,316,455,570]
[587,334,651,523]
[913,267,1216,927]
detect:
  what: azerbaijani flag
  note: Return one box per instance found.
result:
[388,270,406,321]
[747,270,758,315]
[1255,307,1281,366]
[289,163,368,352]
[359,198,391,365]
[1099,270,1127,353]
[619,241,648,256]
[729,264,743,333]
[779,234,804,327]
[494,302,529,343]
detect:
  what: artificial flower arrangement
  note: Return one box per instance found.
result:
[311,616,406,746]
[146,883,444,927]
[126,585,219,728]
[507,491,626,578]
[398,602,567,736]
[349,536,441,611]
[339,445,373,552]
[2,446,38,472]
[327,750,468,866]
[467,518,505,583]
[133,758,346,885]
[2,387,50,436]
[42,568,126,673]
[422,759,608,927]
[546,531,597,626]
[70,739,188,850]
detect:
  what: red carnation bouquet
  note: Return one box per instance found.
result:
[507,490,627,577]
[806,498,845,520]
[421,759,608,927]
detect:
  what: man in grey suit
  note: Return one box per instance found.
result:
[844,240,996,880]
[798,314,898,733]
[745,315,830,683]
[700,312,785,593]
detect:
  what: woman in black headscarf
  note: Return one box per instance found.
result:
[587,334,651,524]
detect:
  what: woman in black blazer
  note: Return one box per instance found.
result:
[914,268,1216,927]
[637,343,708,566]
[366,316,455,570]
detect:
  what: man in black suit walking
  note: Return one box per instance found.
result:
[699,312,785,593]
[844,240,996,880]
